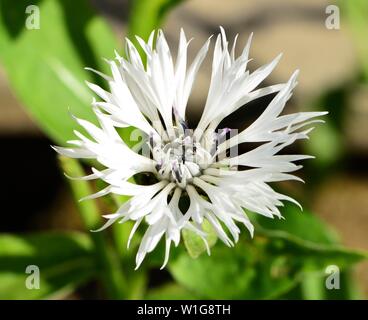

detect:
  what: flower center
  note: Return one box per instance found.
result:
[151,132,212,188]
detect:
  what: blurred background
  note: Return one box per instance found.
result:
[0,0,367,299]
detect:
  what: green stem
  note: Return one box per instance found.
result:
[128,271,148,299]
[59,156,127,299]
[300,264,325,300]
[341,0,368,81]
[128,0,184,43]
[55,0,186,300]
[110,194,149,298]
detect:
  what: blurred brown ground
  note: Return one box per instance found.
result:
[1,0,367,297]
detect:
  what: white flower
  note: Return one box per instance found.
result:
[54,27,326,269]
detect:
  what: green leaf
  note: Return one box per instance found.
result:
[253,203,340,245]
[170,237,298,299]
[182,219,217,258]
[170,236,367,299]
[254,204,368,299]
[0,0,118,144]
[0,231,95,299]
[169,204,368,299]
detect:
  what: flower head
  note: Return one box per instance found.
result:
[54,27,326,269]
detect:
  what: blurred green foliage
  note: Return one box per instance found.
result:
[0,232,95,299]
[340,0,368,81]
[166,205,367,299]
[128,0,183,44]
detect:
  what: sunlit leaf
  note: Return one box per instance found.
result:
[252,203,339,245]
[182,219,217,259]
[0,0,118,144]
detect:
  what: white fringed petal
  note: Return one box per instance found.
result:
[56,28,326,269]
